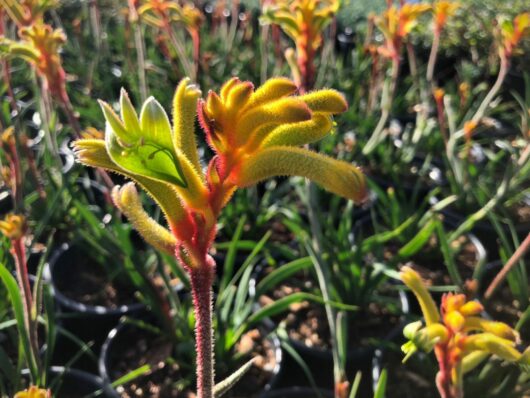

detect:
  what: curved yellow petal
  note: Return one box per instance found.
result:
[244,77,298,110]
[299,89,348,113]
[232,146,366,203]
[172,78,202,174]
[464,333,521,363]
[400,266,440,326]
[464,317,518,342]
[260,114,332,148]
[235,98,311,145]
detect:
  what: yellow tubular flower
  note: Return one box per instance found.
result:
[0,214,26,240]
[199,78,366,205]
[400,266,440,326]
[433,1,459,32]
[464,333,524,363]
[14,386,50,398]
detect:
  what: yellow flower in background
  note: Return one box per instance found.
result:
[0,0,58,27]
[432,1,459,33]
[499,12,530,58]
[401,266,530,398]
[261,0,339,90]
[375,3,431,61]
[14,386,50,398]
[0,214,26,240]
[0,23,69,103]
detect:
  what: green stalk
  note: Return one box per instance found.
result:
[363,58,400,155]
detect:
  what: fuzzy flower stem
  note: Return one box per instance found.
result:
[133,23,148,102]
[189,259,216,398]
[427,29,440,86]
[363,57,400,154]
[164,21,196,81]
[471,55,509,124]
[11,237,40,373]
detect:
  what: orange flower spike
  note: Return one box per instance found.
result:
[375,3,430,61]
[432,1,459,34]
[499,12,530,58]
[402,267,530,398]
[4,23,69,103]
[0,0,58,27]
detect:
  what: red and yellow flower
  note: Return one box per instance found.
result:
[498,12,530,59]
[14,386,50,398]
[74,77,366,268]
[401,267,530,398]
[1,23,68,103]
[261,0,339,91]
[375,2,430,61]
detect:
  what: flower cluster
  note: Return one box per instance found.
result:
[498,12,530,59]
[74,77,366,269]
[0,213,26,240]
[261,0,339,91]
[375,2,430,61]
[401,266,530,398]
[14,386,50,398]
[432,1,460,34]
[0,23,68,103]
[0,0,57,27]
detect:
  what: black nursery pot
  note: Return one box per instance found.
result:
[0,189,14,216]
[22,366,118,397]
[45,244,145,367]
[100,318,283,397]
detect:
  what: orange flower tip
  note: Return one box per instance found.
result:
[459,300,484,316]
[443,293,466,313]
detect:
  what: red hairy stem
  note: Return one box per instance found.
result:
[189,258,216,398]
[485,233,530,299]
[427,29,441,86]
[435,346,453,398]
[11,237,40,368]
[6,138,23,210]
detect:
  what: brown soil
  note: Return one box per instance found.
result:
[108,326,277,398]
[55,254,137,308]
[261,276,402,351]
[393,234,480,287]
